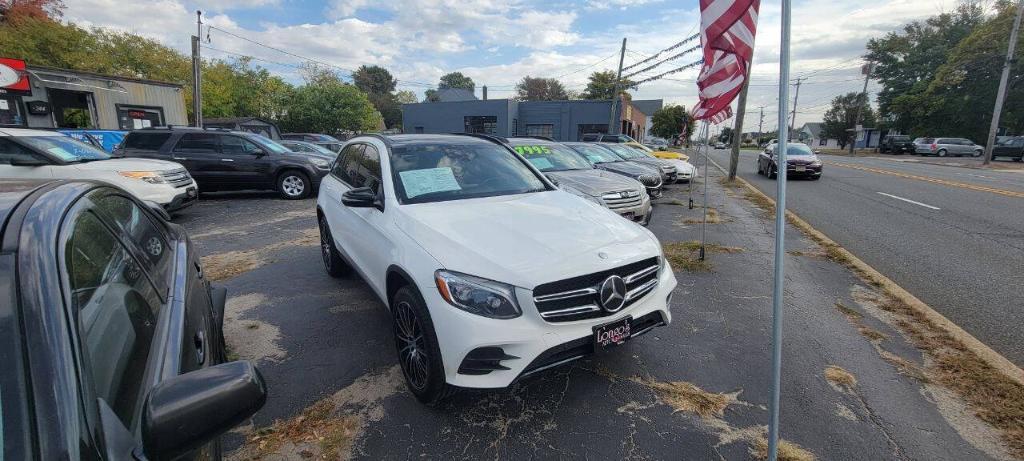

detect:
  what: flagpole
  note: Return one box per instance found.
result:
[768,0,792,458]
[689,122,707,209]
[698,120,710,260]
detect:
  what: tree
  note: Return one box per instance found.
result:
[718,127,734,143]
[394,90,418,104]
[514,76,569,101]
[352,65,396,95]
[822,92,877,149]
[279,80,379,135]
[581,70,637,100]
[650,104,693,142]
[0,0,64,22]
[424,89,440,102]
[438,71,474,91]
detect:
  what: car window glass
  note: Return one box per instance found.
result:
[0,138,46,165]
[173,133,219,152]
[569,144,621,163]
[64,211,161,428]
[342,144,383,192]
[509,143,592,171]
[94,194,172,296]
[221,136,262,155]
[122,133,171,151]
[333,144,362,185]
[14,136,110,162]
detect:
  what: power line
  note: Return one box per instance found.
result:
[622,33,700,72]
[623,44,701,79]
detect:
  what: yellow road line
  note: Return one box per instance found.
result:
[829,162,1024,199]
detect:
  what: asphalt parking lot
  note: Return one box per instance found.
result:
[175,173,1016,460]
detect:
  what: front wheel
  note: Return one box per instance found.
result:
[318,215,350,278]
[277,171,311,199]
[392,286,453,405]
[937,149,947,157]
[973,149,982,158]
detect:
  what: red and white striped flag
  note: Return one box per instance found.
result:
[691,0,760,123]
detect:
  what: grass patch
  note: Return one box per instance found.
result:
[632,377,729,419]
[834,301,862,320]
[662,241,743,273]
[824,365,857,389]
[661,198,688,206]
[859,327,888,342]
[243,398,362,460]
[751,436,816,461]
[681,207,721,224]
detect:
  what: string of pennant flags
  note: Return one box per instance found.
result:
[621,33,700,72]
[623,44,702,79]
[633,59,704,86]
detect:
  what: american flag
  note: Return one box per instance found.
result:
[691,0,761,123]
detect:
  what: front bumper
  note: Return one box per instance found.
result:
[131,180,199,210]
[607,195,652,226]
[426,262,678,389]
[785,164,822,177]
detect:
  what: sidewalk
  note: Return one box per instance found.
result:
[201,170,1022,460]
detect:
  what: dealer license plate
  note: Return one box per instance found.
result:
[619,211,635,220]
[594,316,632,348]
[795,166,806,172]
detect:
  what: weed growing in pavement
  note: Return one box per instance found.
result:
[824,366,857,390]
[630,376,730,419]
[243,398,361,460]
[662,241,743,272]
[681,207,721,224]
[751,436,816,461]
[661,198,688,206]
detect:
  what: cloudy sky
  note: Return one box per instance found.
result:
[64,0,967,131]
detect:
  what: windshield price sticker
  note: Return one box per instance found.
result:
[399,167,462,198]
[513,145,551,155]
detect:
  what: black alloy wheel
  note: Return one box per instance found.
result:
[391,286,454,404]
[318,215,349,277]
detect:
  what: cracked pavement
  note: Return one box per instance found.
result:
[173,172,1014,459]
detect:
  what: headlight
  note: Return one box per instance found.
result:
[310,157,331,169]
[435,270,521,319]
[118,171,167,184]
[811,160,822,166]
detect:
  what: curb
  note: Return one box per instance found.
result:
[702,154,1024,386]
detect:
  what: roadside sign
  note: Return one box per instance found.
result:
[0,58,31,96]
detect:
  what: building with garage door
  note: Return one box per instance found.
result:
[0,58,188,131]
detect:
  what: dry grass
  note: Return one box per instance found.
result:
[661,198,689,206]
[681,207,721,224]
[632,377,730,419]
[824,365,857,389]
[751,436,816,461]
[662,241,743,273]
[241,399,362,461]
[834,302,862,320]
[201,227,320,282]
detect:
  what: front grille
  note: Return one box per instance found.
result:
[532,257,660,322]
[159,168,194,188]
[638,174,661,188]
[602,190,643,210]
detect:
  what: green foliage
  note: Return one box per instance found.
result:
[514,76,569,101]
[278,81,379,135]
[581,70,636,100]
[650,104,693,141]
[424,89,440,102]
[717,127,733,143]
[394,90,418,104]
[438,71,474,91]
[352,65,401,129]
[822,92,877,148]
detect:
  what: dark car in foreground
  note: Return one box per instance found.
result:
[991,136,1024,161]
[757,142,823,179]
[116,127,334,199]
[0,179,266,460]
[879,134,914,154]
[563,142,663,198]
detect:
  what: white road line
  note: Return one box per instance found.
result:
[876,192,941,210]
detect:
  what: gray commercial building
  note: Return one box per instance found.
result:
[402,94,661,142]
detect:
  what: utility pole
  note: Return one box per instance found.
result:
[849,62,874,154]
[728,67,753,180]
[758,106,766,144]
[608,37,627,135]
[984,0,1024,165]
[788,77,802,140]
[192,10,203,128]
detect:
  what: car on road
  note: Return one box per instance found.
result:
[911,137,933,155]
[756,142,823,180]
[623,142,697,182]
[991,136,1024,161]
[879,134,914,154]
[713,142,726,149]
[280,139,341,158]
[317,134,677,404]
[0,179,266,460]
[580,133,637,143]
[917,137,983,157]
[116,127,334,199]
[599,142,680,184]
[281,133,345,153]
[563,142,664,198]
[1,128,197,211]
[507,137,652,225]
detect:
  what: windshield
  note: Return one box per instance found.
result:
[17,135,111,162]
[509,143,592,172]
[785,144,815,156]
[603,143,646,159]
[254,137,291,154]
[890,136,910,141]
[629,143,655,153]
[390,143,548,204]
[567,144,622,164]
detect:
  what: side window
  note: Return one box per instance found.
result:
[332,144,363,185]
[0,138,45,165]
[93,194,172,296]
[221,136,263,155]
[361,144,383,193]
[173,133,219,153]
[122,133,171,151]
[64,211,161,427]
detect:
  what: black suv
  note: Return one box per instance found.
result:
[0,179,266,460]
[116,128,334,199]
[879,135,914,154]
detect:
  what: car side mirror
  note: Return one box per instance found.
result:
[342,187,380,209]
[9,156,48,167]
[142,361,266,460]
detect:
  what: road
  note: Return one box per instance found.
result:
[703,148,1024,366]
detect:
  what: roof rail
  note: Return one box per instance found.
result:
[449,132,509,145]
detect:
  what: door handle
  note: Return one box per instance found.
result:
[194,331,206,365]
[220,158,234,162]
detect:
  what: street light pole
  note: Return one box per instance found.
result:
[608,38,627,135]
[849,62,873,154]
[192,10,203,128]
[984,0,1024,165]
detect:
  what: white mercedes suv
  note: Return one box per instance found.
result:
[317,134,677,403]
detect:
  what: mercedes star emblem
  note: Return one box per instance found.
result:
[599,275,627,312]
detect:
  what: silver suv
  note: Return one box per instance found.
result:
[917,137,983,157]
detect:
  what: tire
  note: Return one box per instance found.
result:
[937,149,947,157]
[392,286,454,405]
[277,170,311,200]
[768,166,778,179]
[318,214,350,278]
[973,149,982,157]
[756,161,763,175]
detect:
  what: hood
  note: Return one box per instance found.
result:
[664,159,696,174]
[598,161,660,178]
[629,157,673,169]
[546,169,643,197]
[73,157,185,172]
[786,156,819,165]
[396,190,660,289]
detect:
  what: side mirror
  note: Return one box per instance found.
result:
[10,156,48,167]
[142,361,266,460]
[341,187,379,208]
[143,200,172,222]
